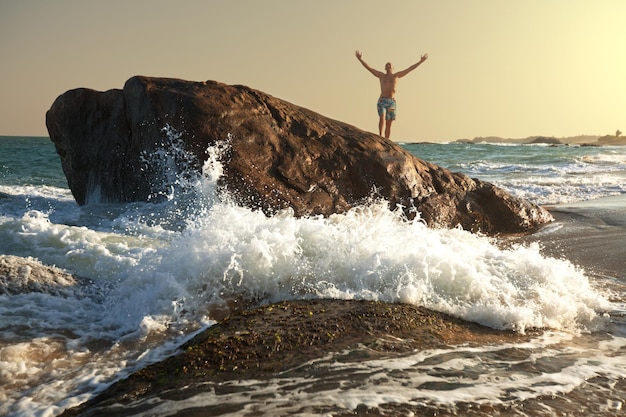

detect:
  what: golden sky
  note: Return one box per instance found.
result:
[1,0,624,141]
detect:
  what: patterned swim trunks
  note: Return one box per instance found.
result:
[377,97,397,120]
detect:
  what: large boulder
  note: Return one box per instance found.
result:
[46,76,552,234]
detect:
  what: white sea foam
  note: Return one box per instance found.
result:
[135,196,608,333]
[501,172,626,205]
[454,157,626,205]
[407,142,626,205]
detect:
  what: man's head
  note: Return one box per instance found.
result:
[385,62,393,73]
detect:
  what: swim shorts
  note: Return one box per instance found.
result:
[377,97,397,120]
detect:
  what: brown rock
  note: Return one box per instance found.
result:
[46,76,552,234]
[59,299,539,416]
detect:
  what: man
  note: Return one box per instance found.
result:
[355,50,428,139]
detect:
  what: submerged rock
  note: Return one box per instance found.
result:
[59,299,539,417]
[46,76,552,234]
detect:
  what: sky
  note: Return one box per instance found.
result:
[1,0,625,142]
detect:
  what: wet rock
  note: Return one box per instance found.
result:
[0,255,79,296]
[59,299,539,417]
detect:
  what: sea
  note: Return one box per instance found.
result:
[1,135,625,416]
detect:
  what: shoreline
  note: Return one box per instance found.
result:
[519,194,626,282]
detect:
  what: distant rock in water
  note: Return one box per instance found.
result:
[46,76,552,234]
[529,136,562,145]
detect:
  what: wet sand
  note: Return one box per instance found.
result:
[519,194,626,282]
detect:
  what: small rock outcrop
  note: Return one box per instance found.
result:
[46,76,552,234]
[59,299,538,417]
[0,255,79,296]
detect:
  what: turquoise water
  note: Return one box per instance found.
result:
[1,136,625,416]
[0,136,66,188]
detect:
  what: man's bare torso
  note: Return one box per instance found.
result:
[379,73,398,98]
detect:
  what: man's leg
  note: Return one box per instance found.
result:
[384,119,393,139]
[378,114,385,136]
[384,99,396,139]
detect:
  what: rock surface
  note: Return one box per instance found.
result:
[46,76,552,234]
[59,299,539,417]
[0,255,81,296]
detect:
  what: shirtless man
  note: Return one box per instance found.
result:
[355,50,428,139]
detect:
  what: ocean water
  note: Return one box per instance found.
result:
[1,135,625,416]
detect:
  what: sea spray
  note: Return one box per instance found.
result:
[103,136,611,336]
[138,124,200,203]
[150,199,610,334]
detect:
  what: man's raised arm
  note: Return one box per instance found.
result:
[355,50,384,77]
[396,54,429,78]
